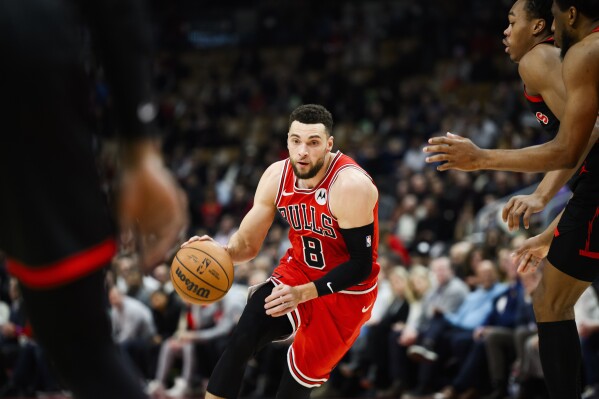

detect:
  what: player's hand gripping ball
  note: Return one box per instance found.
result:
[170,240,234,304]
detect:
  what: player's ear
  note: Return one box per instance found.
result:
[327,135,334,152]
[567,6,577,27]
[532,18,545,35]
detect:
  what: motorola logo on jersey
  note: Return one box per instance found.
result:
[278,204,337,238]
[535,112,549,125]
[315,188,327,205]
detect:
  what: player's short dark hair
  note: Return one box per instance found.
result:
[555,0,599,19]
[289,104,333,135]
[524,0,554,33]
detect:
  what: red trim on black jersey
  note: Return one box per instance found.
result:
[541,36,554,45]
[7,238,116,288]
[593,26,599,33]
[579,207,599,259]
[524,87,543,103]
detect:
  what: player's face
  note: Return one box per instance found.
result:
[503,0,538,62]
[287,121,333,180]
[550,1,573,58]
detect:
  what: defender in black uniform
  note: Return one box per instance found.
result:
[0,1,186,398]
[423,0,599,398]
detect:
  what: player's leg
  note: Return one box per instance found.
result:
[274,364,312,399]
[206,282,293,399]
[532,261,590,399]
[20,269,148,399]
[534,204,599,399]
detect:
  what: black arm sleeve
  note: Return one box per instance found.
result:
[313,223,374,297]
[78,0,157,139]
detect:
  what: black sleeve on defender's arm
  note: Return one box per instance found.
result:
[313,222,374,297]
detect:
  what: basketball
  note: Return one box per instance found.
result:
[170,240,234,305]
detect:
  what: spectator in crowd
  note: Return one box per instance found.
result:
[434,248,525,399]
[405,260,505,397]
[399,257,469,356]
[147,282,246,398]
[147,289,183,379]
[109,286,156,383]
[382,264,435,397]
[0,278,55,397]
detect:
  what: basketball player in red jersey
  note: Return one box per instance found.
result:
[182,104,379,399]
[423,1,599,397]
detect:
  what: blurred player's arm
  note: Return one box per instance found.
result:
[77,0,186,270]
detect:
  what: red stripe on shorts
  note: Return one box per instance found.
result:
[7,238,116,289]
[287,346,325,388]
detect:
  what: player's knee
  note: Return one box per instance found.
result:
[227,328,262,357]
[532,285,575,322]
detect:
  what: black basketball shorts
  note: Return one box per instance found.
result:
[547,203,599,282]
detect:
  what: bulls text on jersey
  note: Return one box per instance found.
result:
[278,204,337,238]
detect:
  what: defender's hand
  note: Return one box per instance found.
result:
[502,194,547,231]
[423,132,485,171]
[512,234,551,275]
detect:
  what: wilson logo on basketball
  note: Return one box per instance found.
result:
[196,257,211,274]
[536,112,549,125]
[175,267,211,298]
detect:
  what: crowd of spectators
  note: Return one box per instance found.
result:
[1,0,598,398]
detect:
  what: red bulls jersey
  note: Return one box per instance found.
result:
[274,151,379,293]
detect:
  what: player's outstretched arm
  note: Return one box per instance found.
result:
[424,43,598,173]
[423,129,568,173]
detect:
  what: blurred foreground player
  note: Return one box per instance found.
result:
[0,1,186,398]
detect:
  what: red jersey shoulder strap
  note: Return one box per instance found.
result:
[275,159,292,206]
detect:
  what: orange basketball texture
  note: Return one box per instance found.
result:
[170,240,234,304]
